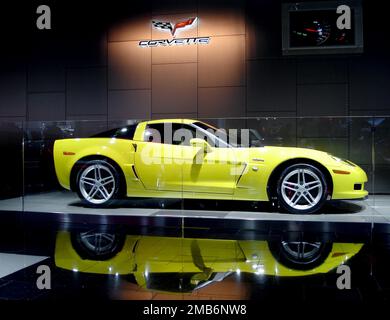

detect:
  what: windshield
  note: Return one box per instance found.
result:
[193,122,263,148]
[192,121,232,148]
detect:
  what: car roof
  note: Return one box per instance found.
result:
[142,119,197,125]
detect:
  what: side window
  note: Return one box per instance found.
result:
[172,124,195,146]
[144,124,164,143]
[144,123,196,146]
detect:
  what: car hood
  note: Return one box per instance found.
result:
[235,146,332,163]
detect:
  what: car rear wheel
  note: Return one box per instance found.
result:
[76,159,121,207]
[277,163,328,214]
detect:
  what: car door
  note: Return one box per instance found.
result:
[134,236,246,274]
[134,122,183,192]
[179,124,244,195]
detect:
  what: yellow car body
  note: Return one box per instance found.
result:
[55,232,363,288]
[53,119,368,213]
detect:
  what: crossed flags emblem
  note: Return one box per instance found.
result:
[152,18,197,36]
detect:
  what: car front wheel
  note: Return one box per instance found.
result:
[268,240,332,270]
[277,163,328,214]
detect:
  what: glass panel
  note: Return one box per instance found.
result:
[15,116,381,228]
[373,116,390,224]
[0,120,23,213]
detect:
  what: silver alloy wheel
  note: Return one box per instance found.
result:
[79,231,117,255]
[281,168,323,211]
[281,241,322,263]
[79,164,115,204]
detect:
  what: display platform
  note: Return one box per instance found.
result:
[1,191,389,224]
[0,220,387,302]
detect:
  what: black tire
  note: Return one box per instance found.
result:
[75,159,122,207]
[71,231,125,261]
[268,240,333,271]
[276,163,328,214]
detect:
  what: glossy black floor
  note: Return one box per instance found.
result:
[1,211,390,302]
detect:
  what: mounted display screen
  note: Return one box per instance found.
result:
[282,1,363,55]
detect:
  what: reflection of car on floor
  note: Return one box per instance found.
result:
[53,119,368,214]
[55,231,363,293]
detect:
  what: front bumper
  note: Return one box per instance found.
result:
[330,164,368,200]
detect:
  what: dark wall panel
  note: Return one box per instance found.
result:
[66,68,107,117]
[0,72,26,118]
[28,66,66,93]
[108,90,151,120]
[152,63,197,114]
[198,35,246,87]
[27,92,65,121]
[108,42,151,90]
[198,87,245,117]
[350,58,390,110]
[297,84,347,116]
[246,0,282,59]
[247,59,296,112]
[297,60,348,84]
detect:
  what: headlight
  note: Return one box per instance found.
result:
[330,155,355,167]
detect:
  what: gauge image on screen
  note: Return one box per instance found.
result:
[289,10,355,47]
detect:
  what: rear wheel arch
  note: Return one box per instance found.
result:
[70,155,127,197]
[267,158,333,200]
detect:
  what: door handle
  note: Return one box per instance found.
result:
[227,161,242,165]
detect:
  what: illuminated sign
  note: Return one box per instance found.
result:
[139,17,210,48]
[152,17,197,36]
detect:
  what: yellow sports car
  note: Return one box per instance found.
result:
[53,119,368,214]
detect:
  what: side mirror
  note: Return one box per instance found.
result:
[190,138,212,153]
